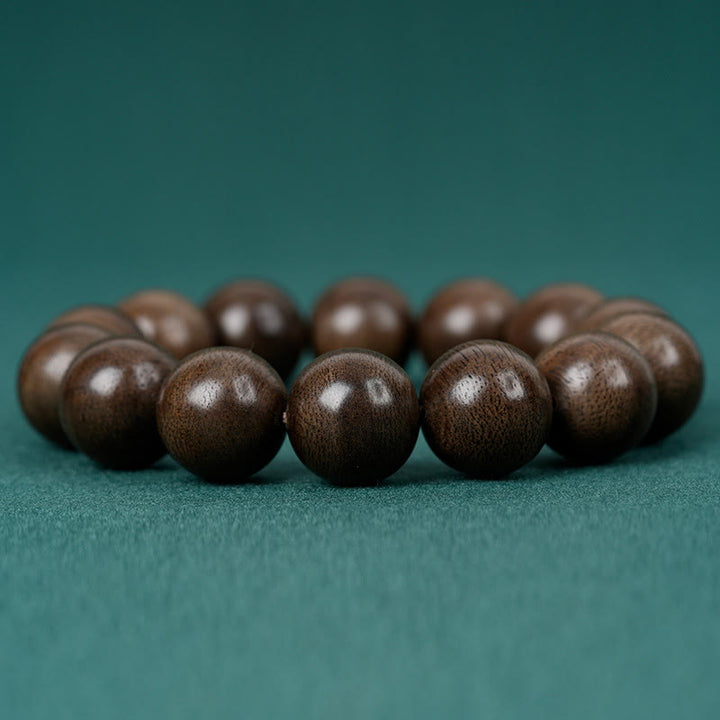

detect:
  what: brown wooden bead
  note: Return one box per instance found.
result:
[420,340,552,478]
[17,323,113,447]
[535,332,657,463]
[118,289,215,359]
[157,348,287,482]
[286,349,419,485]
[47,304,140,336]
[504,283,604,357]
[311,277,413,364]
[203,280,305,380]
[418,279,519,365]
[59,337,177,469]
[574,297,666,332]
[600,313,703,442]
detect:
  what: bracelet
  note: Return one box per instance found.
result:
[17,278,704,486]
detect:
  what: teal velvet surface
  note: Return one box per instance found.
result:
[2,1,719,717]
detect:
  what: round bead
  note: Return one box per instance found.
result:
[17,323,113,447]
[59,337,177,469]
[418,279,519,365]
[157,348,287,482]
[311,277,413,364]
[420,340,552,478]
[203,280,305,380]
[48,304,140,336]
[574,297,666,332]
[600,313,703,442]
[286,349,419,485]
[504,283,604,357]
[535,332,657,463]
[118,289,215,359]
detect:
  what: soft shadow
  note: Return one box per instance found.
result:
[141,457,179,473]
[173,455,309,488]
[384,458,466,487]
[530,428,711,476]
[174,469,286,488]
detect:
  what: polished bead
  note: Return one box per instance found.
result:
[600,313,703,442]
[420,340,552,478]
[118,289,215,359]
[17,323,113,447]
[48,304,141,336]
[203,280,305,380]
[60,337,177,469]
[504,283,603,357]
[418,279,518,365]
[157,348,287,482]
[574,297,666,332]
[311,277,413,364]
[286,349,419,485]
[535,332,657,463]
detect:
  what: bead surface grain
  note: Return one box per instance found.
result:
[600,313,703,442]
[418,279,518,365]
[119,289,215,359]
[286,349,419,485]
[311,277,413,364]
[535,332,657,463]
[48,304,140,336]
[420,340,552,478]
[505,283,603,357]
[60,337,178,468]
[204,280,305,379]
[18,323,113,447]
[574,297,666,332]
[157,348,287,482]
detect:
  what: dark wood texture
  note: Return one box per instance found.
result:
[118,289,215,359]
[574,297,666,332]
[420,340,552,478]
[535,332,657,463]
[157,348,287,482]
[59,337,177,468]
[48,304,141,336]
[18,323,113,447]
[203,280,305,380]
[311,277,413,364]
[286,349,419,485]
[600,313,703,442]
[418,278,518,365]
[504,283,604,357]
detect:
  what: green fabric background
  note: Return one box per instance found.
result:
[2,1,719,717]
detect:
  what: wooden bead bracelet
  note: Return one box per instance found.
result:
[17,278,704,485]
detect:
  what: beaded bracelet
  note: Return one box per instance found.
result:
[17,278,704,486]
